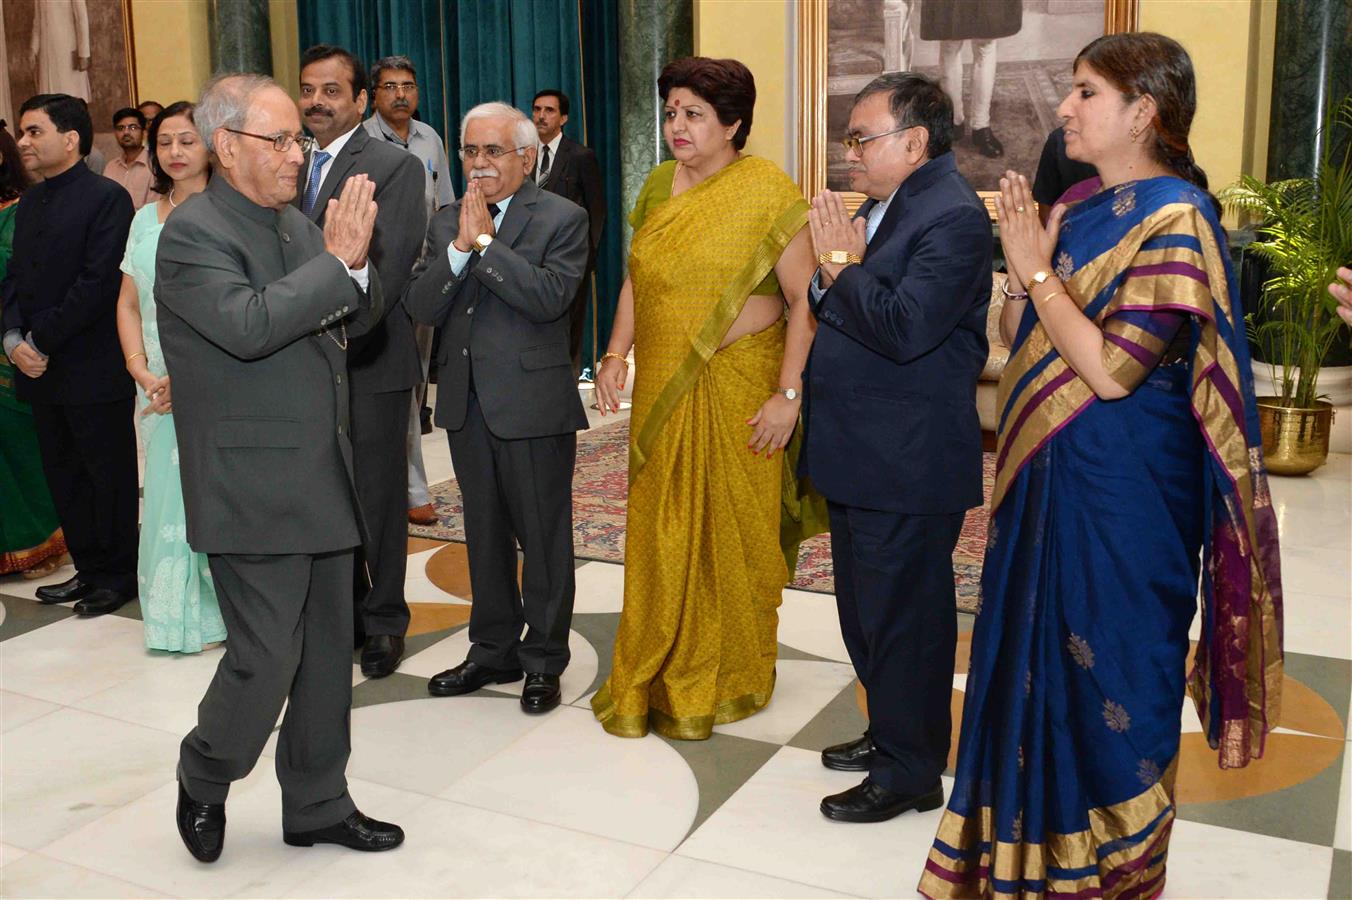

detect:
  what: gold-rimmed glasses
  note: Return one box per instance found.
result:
[223,128,316,154]
[840,122,918,155]
[459,145,528,161]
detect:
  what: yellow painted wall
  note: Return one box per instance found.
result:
[129,0,302,103]
[130,0,211,106]
[694,0,794,171]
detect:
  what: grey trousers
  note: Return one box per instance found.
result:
[179,550,357,831]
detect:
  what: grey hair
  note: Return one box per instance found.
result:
[196,73,282,152]
[459,102,536,154]
[371,55,417,83]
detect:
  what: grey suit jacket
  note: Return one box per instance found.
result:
[404,179,589,440]
[298,127,427,394]
[155,176,383,555]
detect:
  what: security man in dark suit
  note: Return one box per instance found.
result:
[1,93,137,617]
[296,45,428,678]
[530,89,606,374]
[406,102,590,715]
[801,72,992,823]
[156,73,403,862]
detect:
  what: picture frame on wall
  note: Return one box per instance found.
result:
[2,0,138,162]
[798,0,1140,214]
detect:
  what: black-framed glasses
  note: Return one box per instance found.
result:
[377,81,418,93]
[223,128,316,154]
[840,122,918,154]
[460,144,528,161]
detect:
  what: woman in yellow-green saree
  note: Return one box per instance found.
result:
[591,57,824,740]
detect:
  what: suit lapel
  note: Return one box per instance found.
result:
[864,193,906,259]
[495,180,538,248]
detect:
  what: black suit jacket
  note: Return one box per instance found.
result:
[800,153,992,514]
[1,161,134,405]
[297,127,427,393]
[539,136,606,254]
[156,176,383,555]
[403,179,590,440]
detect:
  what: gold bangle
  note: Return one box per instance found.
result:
[600,351,629,368]
[126,351,146,365]
[1034,290,1069,307]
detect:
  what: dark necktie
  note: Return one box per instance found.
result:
[487,203,501,221]
[537,145,551,184]
[301,150,331,216]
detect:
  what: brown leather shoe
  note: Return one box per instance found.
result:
[407,503,438,526]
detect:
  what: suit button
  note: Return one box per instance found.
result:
[461,348,468,356]
[338,425,344,435]
[466,307,474,315]
[336,374,343,384]
[281,232,291,243]
[341,306,349,313]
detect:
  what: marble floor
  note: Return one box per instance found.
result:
[2,394,1349,899]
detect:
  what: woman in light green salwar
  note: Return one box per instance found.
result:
[115,102,225,652]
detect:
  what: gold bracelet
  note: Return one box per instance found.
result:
[1034,290,1069,307]
[126,351,146,365]
[600,351,629,368]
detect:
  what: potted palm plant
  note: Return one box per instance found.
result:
[1219,95,1352,475]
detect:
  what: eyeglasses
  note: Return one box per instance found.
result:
[377,81,418,93]
[114,123,142,132]
[459,145,527,160]
[223,128,316,154]
[840,123,918,154]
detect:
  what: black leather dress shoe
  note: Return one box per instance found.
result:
[73,588,132,618]
[972,126,1005,158]
[821,732,876,771]
[428,659,524,696]
[283,810,404,851]
[820,778,943,823]
[35,576,92,604]
[360,635,405,679]
[176,779,225,863]
[520,672,561,714]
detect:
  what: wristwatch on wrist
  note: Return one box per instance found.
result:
[473,233,494,254]
[777,387,799,401]
[1028,270,1053,288]
[818,250,862,266]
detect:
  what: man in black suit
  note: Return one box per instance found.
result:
[157,73,402,861]
[297,45,428,678]
[530,89,605,374]
[1,93,137,617]
[801,72,992,822]
[405,102,590,715]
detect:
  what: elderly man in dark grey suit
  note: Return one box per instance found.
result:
[155,73,404,863]
[405,101,589,715]
[295,44,428,679]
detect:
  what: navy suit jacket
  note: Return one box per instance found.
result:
[800,152,992,515]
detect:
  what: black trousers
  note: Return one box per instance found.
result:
[351,388,411,637]
[29,398,138,594]
[180,550,356,831]
[828,501,964,797]
[449,391,576,675]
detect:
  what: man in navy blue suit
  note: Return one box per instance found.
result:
[801,72,992,823]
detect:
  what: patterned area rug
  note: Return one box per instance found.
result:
[411,420,992,610]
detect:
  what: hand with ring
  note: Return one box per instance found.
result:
[993,170,1065,287]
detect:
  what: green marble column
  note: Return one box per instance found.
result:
[209,0,273,75]
[1265,0,1351,182]
[617,0,693,254]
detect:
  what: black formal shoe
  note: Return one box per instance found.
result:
[821,778,944,823]
[35,576,92,604]
[73,588,132,618]
[420,406,433,435]
[972,126,1005,158]
[360,635,405,679]
[428,659,524,696]
[176,779,225,863]
[821,732,876,771]
[283,810,404,851]
[520,672,561,714]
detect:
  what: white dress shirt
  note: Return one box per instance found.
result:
[308,123,361,197]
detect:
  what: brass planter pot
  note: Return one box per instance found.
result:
[1256,397,1334,476]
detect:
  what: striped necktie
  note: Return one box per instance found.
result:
[301,150,331,216]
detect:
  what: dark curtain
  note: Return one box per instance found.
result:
[296,0,621,361]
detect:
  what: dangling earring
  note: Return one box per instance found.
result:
[1129,126,1140,142]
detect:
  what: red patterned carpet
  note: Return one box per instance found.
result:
[411,420,991,611]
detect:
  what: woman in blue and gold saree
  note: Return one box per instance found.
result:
[921,34,1282,899]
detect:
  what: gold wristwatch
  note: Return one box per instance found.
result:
[818,250,862,266]
[1028,270,1053,287]
[473,233,494,253]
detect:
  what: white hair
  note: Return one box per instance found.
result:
[196,73,281,152]
[458,102,536,154]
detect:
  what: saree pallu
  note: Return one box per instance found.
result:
[591,156,821,739]
[921,177,1282,899]
[0,202,66,575]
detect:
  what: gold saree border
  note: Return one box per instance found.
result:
[590,670,776,741]
[0,529,66,575]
